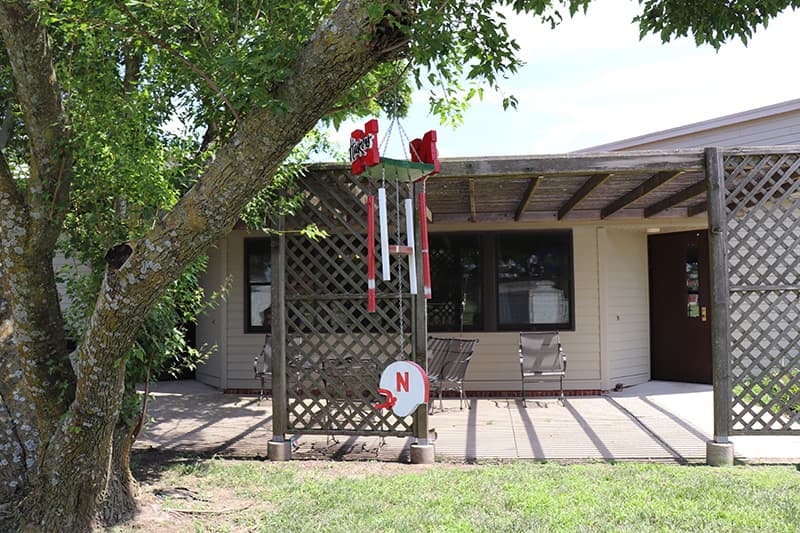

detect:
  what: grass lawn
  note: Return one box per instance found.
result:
[121,452,800,532]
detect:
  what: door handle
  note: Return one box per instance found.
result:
[701,306,707,322]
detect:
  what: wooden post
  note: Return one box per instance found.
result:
[705,147,732,443]
[271,216,288,441]
[412,180,429,442]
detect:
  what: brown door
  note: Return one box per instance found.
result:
[648,230,712,384]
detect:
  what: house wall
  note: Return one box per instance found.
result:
[221,229,272,390]
[439,225,653,392]
[601,228,650,388]
[196,226,604,392]
[196,219,700,393]
[196,238,228,388]
[52,250,90,314]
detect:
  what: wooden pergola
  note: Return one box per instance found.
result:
[268,147,800,463]
[427,150,708,223]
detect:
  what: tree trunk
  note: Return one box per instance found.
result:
[0,274,38,530]
[96,421,138,526]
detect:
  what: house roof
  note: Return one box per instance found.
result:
[578,98,800,153]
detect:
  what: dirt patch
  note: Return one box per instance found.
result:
[118,451,480,531]
[117,477,273,532]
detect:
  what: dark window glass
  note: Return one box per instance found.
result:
[496,232,573,330]
[686,243,700,318]
[428,231,574,332]
[428,234,482,331]
[245,238,271,333]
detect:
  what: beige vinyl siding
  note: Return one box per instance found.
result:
[196,229,271,390]
[582,99,800,152]
[196,239,226,388]
[602,229,650,388]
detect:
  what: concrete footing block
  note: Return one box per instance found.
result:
[410,444,435,464]
[268,440,292,461]
[706,440,734,466]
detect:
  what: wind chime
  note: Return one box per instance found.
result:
[350,118,439,419]
[349,118,439,313]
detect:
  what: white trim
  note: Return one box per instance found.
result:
[596,227,609,391]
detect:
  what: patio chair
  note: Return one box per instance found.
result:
[427,336,479,414]
[253,334,271,404]
[519,331,566,406]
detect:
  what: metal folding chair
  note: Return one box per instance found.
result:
[253,334,271,404]
[519,331,566,406]
[427,336,478,414]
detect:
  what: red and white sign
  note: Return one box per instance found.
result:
[350,119,380,175]
[375,361,429,417]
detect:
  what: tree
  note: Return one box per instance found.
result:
[0,0,796,530]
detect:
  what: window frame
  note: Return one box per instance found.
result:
[494,230,575,332]
[426,233,484,332]
[244,237,271,334]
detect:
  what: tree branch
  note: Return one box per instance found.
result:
[0,0,74,443]
[0,0,72,230]
[327,60,412,115]
[65,0,417,434]
[115,1,241,125]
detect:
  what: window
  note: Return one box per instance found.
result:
[428,231,574,332]
[245,238,271,333]
[686,243,700,318]
[428,234,482,331]
[496,232,572,331]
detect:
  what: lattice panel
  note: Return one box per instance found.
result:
[283,172,418,436]
[723,152,800,434]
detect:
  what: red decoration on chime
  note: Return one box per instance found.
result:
[409,130,440,174]
[350,119,380,175]
[418,190,432,299]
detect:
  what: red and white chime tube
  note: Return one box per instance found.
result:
[367,194,376,312]
[418,190,432,299]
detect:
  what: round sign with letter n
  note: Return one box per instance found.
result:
[375,361,429,417]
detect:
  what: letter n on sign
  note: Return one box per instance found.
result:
[396,371,410,393]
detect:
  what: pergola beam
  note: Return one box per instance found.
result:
[645,181,707,217]
[687,201,708,217]
[601,170,682,219]
[469,179,477,223]
[436,150,705,178]
[514,176,542,221]
[558,173,612,220]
